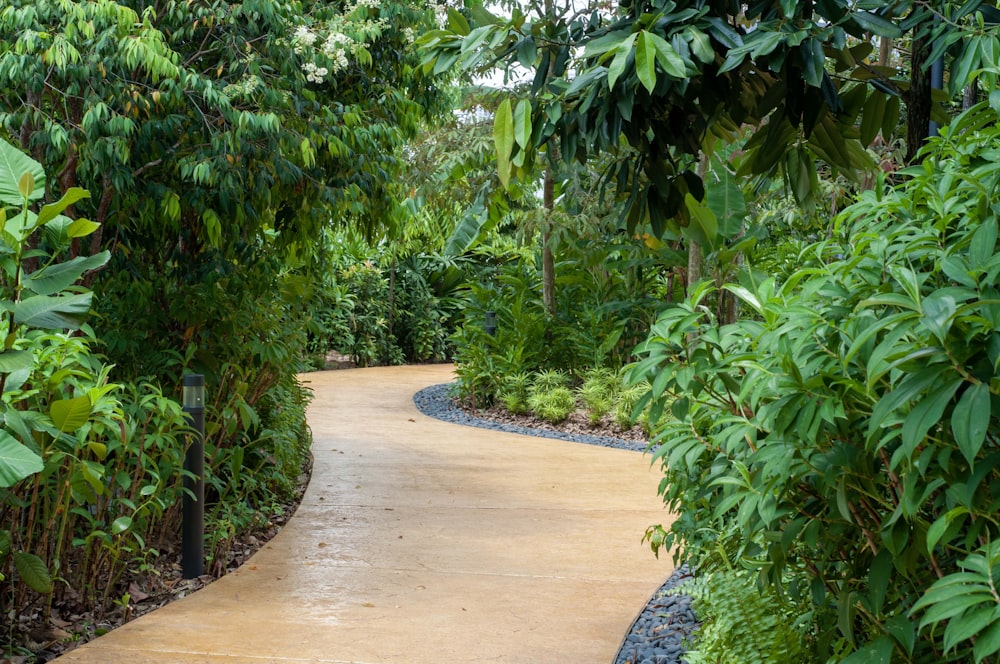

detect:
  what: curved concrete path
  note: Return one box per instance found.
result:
[60,365,672,663]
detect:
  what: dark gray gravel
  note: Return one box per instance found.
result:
[413,382,700,664]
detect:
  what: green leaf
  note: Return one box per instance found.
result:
[684,193,718,245]
[900,378,962,460]
[111,516,133,535]
[447,7,470,36]
[443,202,493,256]
[13,551,52,594]
[50,395,92,434]
[860,91,888,145]
[607,33,638,90]
[706,166,747,237]
[13,292,94,330]
[494,98,514,188]
[952,383,990,465]
[649,32,687,78]
[513,99,532,151]
[0,350,32,374]
[685,27,713,64]
[851,11,904,38]
[801,38,825,88]
[840,636,894,664]
[66,218,100,239]
[636,31,657,93]
[23,251,110,297]
[921,292,957,342]
[34,188,91,228]
[0,139,45,205]
[0,430,43,487]
[974,620,1000,663]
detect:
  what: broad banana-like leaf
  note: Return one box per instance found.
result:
[0,430,43,487]
[13,292,94,330]
[0,139,45,206]
[23,251,110,297]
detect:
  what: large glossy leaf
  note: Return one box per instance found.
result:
[513,99,532,150]
[23,251,110,297]
[683,193,718,245]
[33,188,90,228]
[649,31,687,78]
[0,139,45,206]
[13,292,93,330]
[705,166,747,238]
[50,395,92,434]
[0,350,32,374]
[636,31,657,93]
[607,33,637,90]
[444,202,491,256]
[494,98,514,187]
[0,430,43,487]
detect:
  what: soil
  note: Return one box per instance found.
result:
[2,467,311,664]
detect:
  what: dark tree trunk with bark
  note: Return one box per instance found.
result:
[907,32,932,163]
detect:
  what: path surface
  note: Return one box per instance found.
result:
[60,365,672,663]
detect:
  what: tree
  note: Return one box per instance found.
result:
[421,0,1000,262]
[0,0,452,375]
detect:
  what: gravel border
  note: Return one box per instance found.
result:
[413,382,699,664]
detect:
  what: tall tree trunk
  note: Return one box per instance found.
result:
[964,85,977,110]
[686,153,709,292]
[541,0,558,317]
[542,165,556,316]
[906,31,932,163]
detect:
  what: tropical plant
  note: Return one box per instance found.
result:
[0,138,190,627]
[631,103,1000,661]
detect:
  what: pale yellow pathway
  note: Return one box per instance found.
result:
[60,365,672,663]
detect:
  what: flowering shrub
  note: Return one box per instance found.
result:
[289,0,441,84]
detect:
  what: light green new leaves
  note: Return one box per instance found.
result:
[50,395,93,434]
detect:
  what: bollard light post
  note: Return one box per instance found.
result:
[182,373,205,579]
[485,311,497,337]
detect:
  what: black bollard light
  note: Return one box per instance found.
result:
[484,310,497,337]
[182,373,205,579]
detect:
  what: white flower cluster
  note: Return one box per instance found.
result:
[223,73,264,100]
[292,25,317,54]
[291,0,393,86]
[303,61,329,84]
[429,0,448,28]
[402,27,415,45]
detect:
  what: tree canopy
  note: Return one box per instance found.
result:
[421,0,1000,244]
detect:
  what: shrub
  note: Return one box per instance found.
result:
[499,372,532,415]
[632,104,1000,661]
[527,386,576,424]
[578,367,622,424]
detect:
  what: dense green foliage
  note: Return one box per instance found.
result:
[0,0,453,652]
[0,139,192,627]
[670,569,812,664]
[634,104,1000,662]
